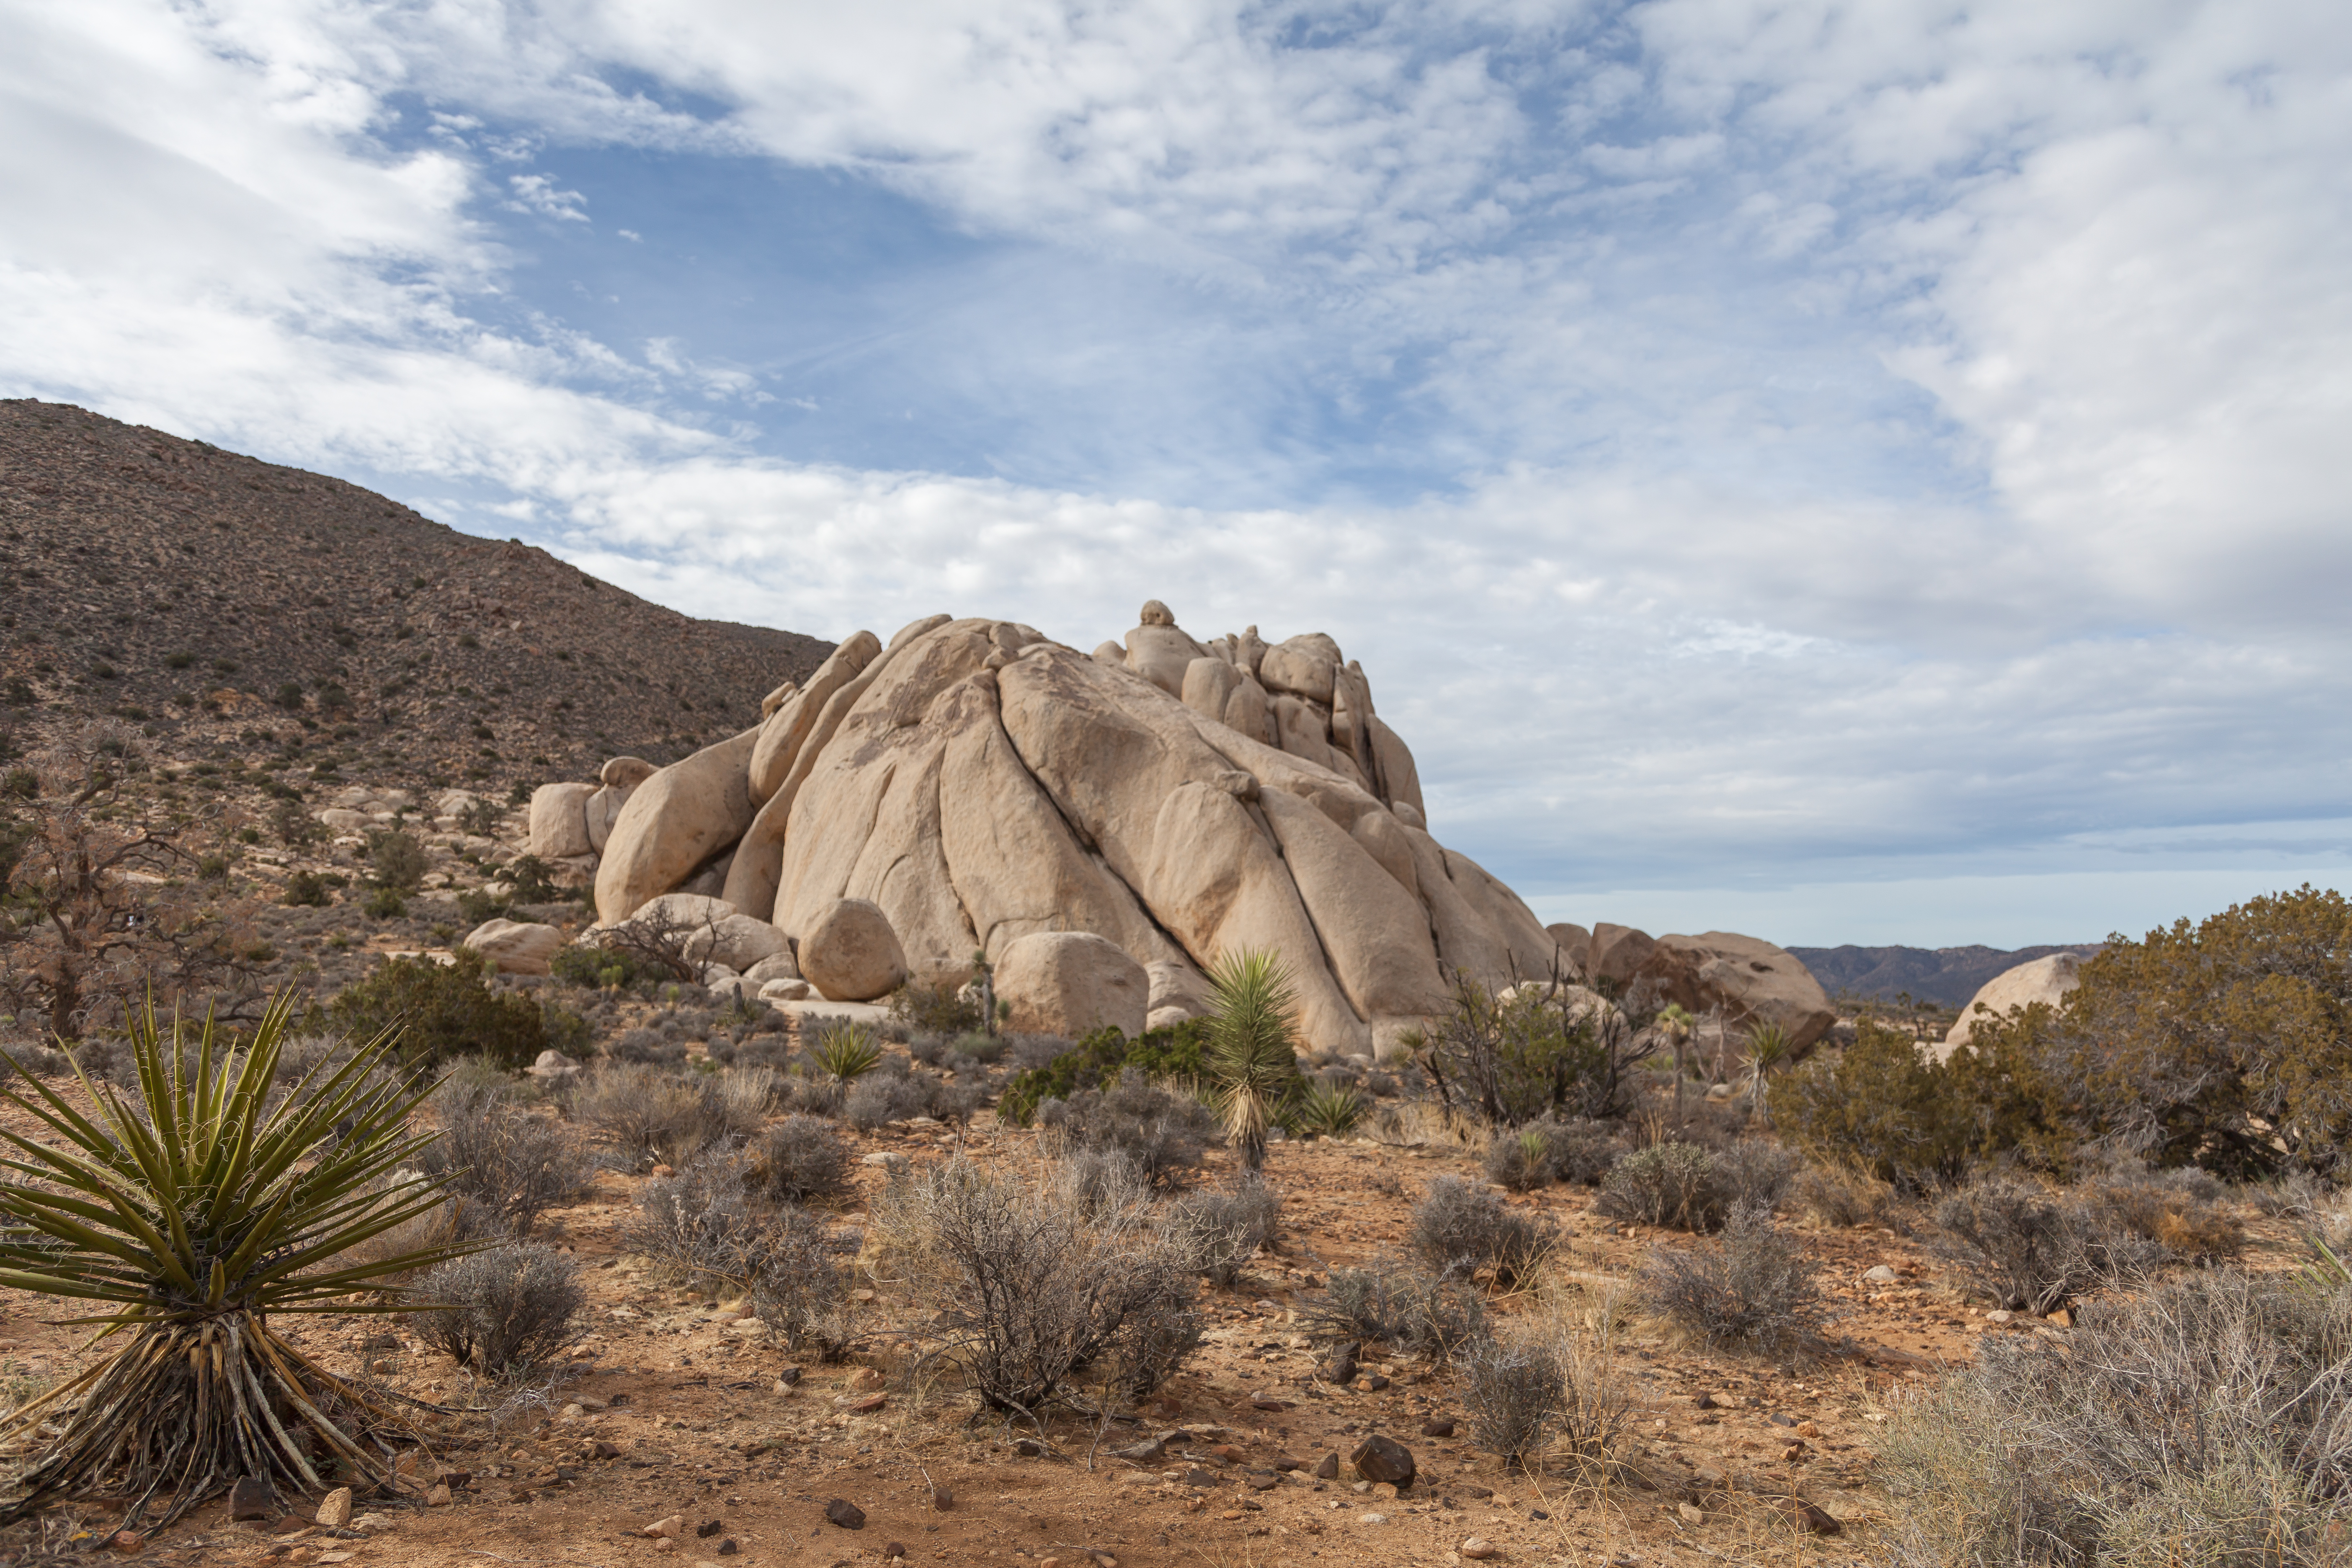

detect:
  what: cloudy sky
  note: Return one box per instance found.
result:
[6,0,2349,949]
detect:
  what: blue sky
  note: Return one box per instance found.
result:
[5,0,2349,947]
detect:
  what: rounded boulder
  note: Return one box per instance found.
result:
[997,931,1150,1039]
[800,898,910,1002]
[462,918,565,976]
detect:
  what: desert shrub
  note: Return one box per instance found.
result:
[1294,1079,1368,1140]
[949,1031,1006,1065]
[1167,1178,1281,1287]
[997,1021,1220,1127]
[1930,1177,2172,1315]
[808,1020,883,1086]
[1411,1177,1553,1283]
[2079,1163,2244,1264]
[1712,1138,1799,1212]
[407,1243,583,1376]
[1412,973,1643,1127]
[1965,886,2352,1179]
[1037,1067,1218,1187]
[606,1026,685,1065]
[1792,1163,1902,1229]
[1772,1020,1980,1190]
[627,1156,855,1357]
[1878,1269,2352,1568]
[321,949,544,1071]
[0,1042,71,1083]
[1599,1141,1718,1230]
[844,1070,935,1130]
[745,1115,851,1204]
[890,978,985,1037]
[1462,1337,1567,1468]
[415,1089,593,1237]
[1597,1137,1793,1232]
[570,1063,744,1169]
[874,1156,1204,1411]
[1485,1127,1557,1191]
[1640,1202,1823,1356]
[282,870,330,908]
[1541,1117,1627,1186]
[539,999,594,1060]
[550,940,665,993]
[365,828,427,892]
[1298,1262,1487,1363]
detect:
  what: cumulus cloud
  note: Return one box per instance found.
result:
[1,0,2347,943]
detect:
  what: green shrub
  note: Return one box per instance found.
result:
[363,885,407,919]
[889,977,986,1037]
[283,869,330,907]
[1967,886,2352,1178]
[1411,974,1641,1127]
[550,939,663,992]
[1772,1020,1979,1190]
[998,1018,1244,1128]
[366,828,427,891]
[320,949,545,1071]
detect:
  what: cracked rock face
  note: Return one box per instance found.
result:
[588,606,1563,1056]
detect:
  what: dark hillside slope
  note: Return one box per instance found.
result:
[0,400,830,787]
[1790,943,2105,1008]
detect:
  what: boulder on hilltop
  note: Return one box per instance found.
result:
[554,603,1563,1056]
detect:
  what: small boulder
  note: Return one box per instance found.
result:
[640,1514,686,1540]
[528,782,598,860]
[683,912,793,973]
[824,1498,867,1530]
[601,756,658,789]
[314,1488,353,1529]
[1349,1434,1415,1488]
[462,918,564,976]
[995,931,1149,1039]
[1460,1539,1498,1560]
[743,952,802,984]
[759,977,812,1001]
[1313,1452,1339,1481]
[799,898,909,1003]
[1589,923,1656,985]
[1634,931,1837,1055]
[528,1050,581,1080]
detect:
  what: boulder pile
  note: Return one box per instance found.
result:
[536,604,1554,1055]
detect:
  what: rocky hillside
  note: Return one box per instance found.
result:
[1790,942,2104,1008]
[0,399,831,790]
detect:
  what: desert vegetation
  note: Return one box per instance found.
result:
[0,747,2347,1568]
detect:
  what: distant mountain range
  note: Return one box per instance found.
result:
[1787,944,2106,1009]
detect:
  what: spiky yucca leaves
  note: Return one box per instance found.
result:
[1204,950,1302,1173]
[0,993,468,1527]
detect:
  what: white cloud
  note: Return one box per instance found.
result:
[2,0,2349,943]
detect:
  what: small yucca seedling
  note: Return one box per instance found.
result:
[1295,1081,1367,1140]
[1205,950,1302,1173]
[0,993,468,1527]
[809,1023,882,1087]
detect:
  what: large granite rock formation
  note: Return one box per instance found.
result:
[576,605,1558,1055]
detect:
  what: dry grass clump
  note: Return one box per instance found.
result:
[1879,1269,2352,1567]
[625,1153,857,1358]
[416,1087,594,1237]
[407,1244,584,1377]
[569,1062,753,1168]
[1929,1172,2237,1315]
[744,1114,852,1204]
[872,1156,1203,1415]
[1791,1162,1904,1230]
[1166,1177,1281,1286]
[1599,1139,1796,1232]
[1036,1068,1218,1188]
[1640,1202,1825,1357]
[1411,1176,1553,1284]
[1299,1262,1488,1364]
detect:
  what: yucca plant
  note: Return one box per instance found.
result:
[1295,1081,1367,1140]
[0,992,469,1527]
[808,1023,882,1088]
[1204,950,1302,1173]
[1744,1022,1792,1124]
